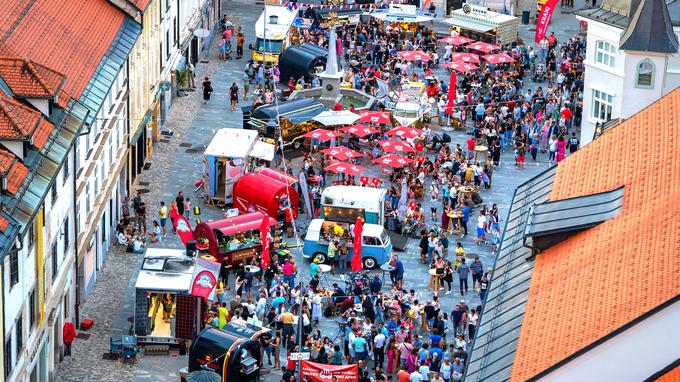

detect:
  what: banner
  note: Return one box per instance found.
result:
[445,71,457,115]
[190,257,221,298]
[300,361,358,382]
[173,214,194,248]
[351,217,363,272]
[260,216,272,270]
[535,0,559,43]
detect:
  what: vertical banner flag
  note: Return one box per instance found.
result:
[351,217,364,272]
[445,71,457,115]
[535,0,559,43]
[260,216,272,270]
[173,214,194,248]
[190,258,221,298]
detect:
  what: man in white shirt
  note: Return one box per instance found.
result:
[373,331,386,367]
[410,370,423,382]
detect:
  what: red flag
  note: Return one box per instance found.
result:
[445,71,457,115]
[173,214,194,248]
[260,216,272,270]
[351,217,363,272]
[535,0,559,43]
[371,177,380,186]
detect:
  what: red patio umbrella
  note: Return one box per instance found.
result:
[441,61,479,73]
[450,52,480,64]
[397,50,431,62]
[320,147,364,161]
[484,53,516,64]
[358,110,391,125]
[438,36,475,46]
[351,217,364,272]
[340,124,380,137]
[324,162,365,176]
[386,126,424,140]
[380,140,415,153]
[372,154,414,168]
[303,128,343,141]
[466,41,500,53]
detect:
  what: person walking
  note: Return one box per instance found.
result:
[176,191,185,216]
[242,69,251,101]
[457,259,470,296]
[236,32,245,59]
[470,256,484,290]
[229,82,239,111]
[202,77,213,103]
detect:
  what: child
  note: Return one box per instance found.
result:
[184,198,191,218]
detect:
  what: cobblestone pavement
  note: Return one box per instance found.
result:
[56,0,582,380]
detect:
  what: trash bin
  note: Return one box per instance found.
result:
[522,11,530,24]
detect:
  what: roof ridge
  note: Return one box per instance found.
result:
[0,97,21,134]
[21,60,51,94]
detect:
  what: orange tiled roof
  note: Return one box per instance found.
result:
[0,215,8,232]
[654,364,680,381]
[0,93,55,150]
[0,0,125,100]
[0,56,66,98]
[0,147,29,196]
[511,88,680,381]
[128,0,151,11]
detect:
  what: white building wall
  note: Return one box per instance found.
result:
[663,28,680,94]
[620,52,667,119]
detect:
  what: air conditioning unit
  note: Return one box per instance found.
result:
[269,15,279,24]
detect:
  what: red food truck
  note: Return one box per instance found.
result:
[233,172,298,220]
[193,212,280,265]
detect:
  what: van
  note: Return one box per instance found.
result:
[253,6,297,65]
[321,186,386,225]
[302,219,392,269]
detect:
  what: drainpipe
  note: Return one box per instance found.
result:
[72,146,80,328]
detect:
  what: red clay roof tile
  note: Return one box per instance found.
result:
[654,364,680,382]
[0,94,40,140]
[511,87,680,381]
[31,117,54,151]
[129,0,151,11]
[0,56,66,98]
[0,215,8,232]
[0,0,125,100]
[0,147,29,196]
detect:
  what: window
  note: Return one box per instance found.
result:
[595,41,617,67]
[636,59,655,88]
[63,154,69,185]
[28,222,35,247]
[64,217,70,252]
[166,30,170,60]
[52,244,58,281]
[29,289,36,329]
[4,337,11,377]
[592,90,614,121]
[9,250,19,287]
[16,314,22,356]
[51,182,57,205]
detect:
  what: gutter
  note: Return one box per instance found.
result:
[72,143,80,328]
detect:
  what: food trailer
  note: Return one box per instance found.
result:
[246,98,326,147]
[253,6,297,65]
[133,248,204,344]
[233,172,298,220]
[202,129,261,206]
[442,5,519,46]
[193,212,281,265]
[278,43,327,84]
[321,185,387,225]
[189,325,262,382]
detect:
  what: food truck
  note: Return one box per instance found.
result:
[133,248,204,344]
[246,98,326,147]
[193,212,281,265]
[233,172,298,220]
[303,5,367,28]
[302,218,392,269]
[442,5,519,46]
[278,43,327,84]
[321,185,387,225]
[253,6,297,65]
[390,82,430,128]
[202,129,273,206]
[189,324,263,382]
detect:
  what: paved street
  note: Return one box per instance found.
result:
[56,0,584,380]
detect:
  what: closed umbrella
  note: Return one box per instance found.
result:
[351,217,364,272]
[340,124,380,137]
[312,110,360,126]
[324,162,365,176]
[372,154,414,168]
[380,140,415,153]
[303,129,343,141]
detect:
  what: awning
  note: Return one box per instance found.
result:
[287,107,325,125]
[250,141,276,161]
[442,17,495,32]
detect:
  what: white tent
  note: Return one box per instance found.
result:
[312,110,360,126]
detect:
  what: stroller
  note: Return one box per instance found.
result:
[533,63,545,82]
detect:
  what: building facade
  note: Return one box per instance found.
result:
[576,0,679,145]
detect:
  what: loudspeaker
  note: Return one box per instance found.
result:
[186,240,197,256]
